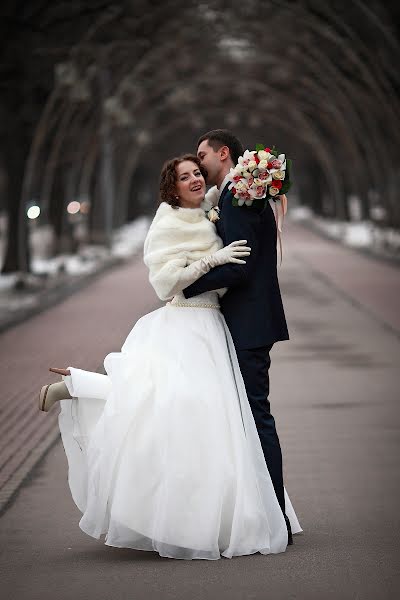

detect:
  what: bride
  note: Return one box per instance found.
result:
[39,154,301,560]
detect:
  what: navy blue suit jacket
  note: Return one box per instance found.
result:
[183,184,289,350]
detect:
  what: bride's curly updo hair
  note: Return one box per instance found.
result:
[159,154,207,209]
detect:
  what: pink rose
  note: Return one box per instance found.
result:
[271,159,282,169]
[256,186,264,197]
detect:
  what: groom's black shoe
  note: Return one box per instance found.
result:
[284,515,293,545]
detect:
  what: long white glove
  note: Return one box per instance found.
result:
[168,240,250,298]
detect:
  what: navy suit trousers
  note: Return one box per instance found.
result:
[236,345,286,514]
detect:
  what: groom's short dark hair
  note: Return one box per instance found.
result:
[197,129,243,165]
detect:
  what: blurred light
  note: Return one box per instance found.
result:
[67,201,80,214]
[27,205,40,219]
[80,201,90,214]
[370,206,386,221]
[226,113,239,127]
[137,130,150,146]
[191,114,205,129]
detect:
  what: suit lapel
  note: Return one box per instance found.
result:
[218,182,231,210]
[216,182,231,241]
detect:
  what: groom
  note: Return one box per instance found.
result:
[183,129,292,543]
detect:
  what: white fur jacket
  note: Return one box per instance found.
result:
[143,200,223,301]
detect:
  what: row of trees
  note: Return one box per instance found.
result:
[1,0,399,275]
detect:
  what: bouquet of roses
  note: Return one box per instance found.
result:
[228,144,292,207]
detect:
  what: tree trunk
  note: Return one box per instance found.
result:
[1,117,30,273]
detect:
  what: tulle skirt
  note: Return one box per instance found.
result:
[58,293,301,560]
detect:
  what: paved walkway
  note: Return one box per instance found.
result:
[290,223,400,335]
[0,222,399,599]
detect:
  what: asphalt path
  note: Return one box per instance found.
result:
[0,223,399,600]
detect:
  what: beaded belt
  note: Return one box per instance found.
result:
[167,301,220,309]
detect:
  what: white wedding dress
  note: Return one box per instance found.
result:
[59,290,301,560]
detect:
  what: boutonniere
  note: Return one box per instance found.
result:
[227,144,292,207]
[205,206,220,223]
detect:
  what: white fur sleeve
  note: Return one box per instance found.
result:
[148,257,217,301]
[148,257,187,301]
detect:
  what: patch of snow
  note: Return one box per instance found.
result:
[28,217,151,278]
[290,206,400,258]
[314,218,346,240]
[112,216,151,259]
[0,273,19,290]
[289,206,313,221]
[343,222,374,248]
